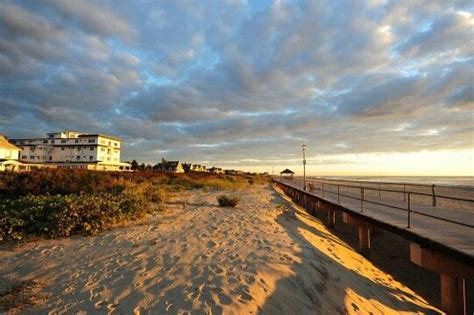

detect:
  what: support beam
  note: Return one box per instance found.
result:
[358,226,371,256]
[343,213,371,255]
[326,208,336,228]
[440,274,465,315]
[410,243,473,315]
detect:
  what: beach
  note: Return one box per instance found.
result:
[0,185,441,314]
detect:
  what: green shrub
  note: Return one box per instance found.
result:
[0,169,269,243]
[0,192,154,242]
[217,195,240,207]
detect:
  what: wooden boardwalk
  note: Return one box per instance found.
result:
[279,179,474,258]
[275,178,474,314]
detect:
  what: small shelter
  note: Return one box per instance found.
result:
[280,169,295,179]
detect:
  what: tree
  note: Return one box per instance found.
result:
[131,160,139,170]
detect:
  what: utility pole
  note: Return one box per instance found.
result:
[302,144,307,190]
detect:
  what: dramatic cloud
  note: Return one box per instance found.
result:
[0,0,473,173]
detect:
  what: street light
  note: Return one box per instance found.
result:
[302,144,307,190]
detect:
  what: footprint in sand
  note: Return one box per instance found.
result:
[217,292,233,305]
[210,264,225,274]
[246,276,256,285]
[207,241,217,248]
[351,302,360,312]
[94,300,108,308]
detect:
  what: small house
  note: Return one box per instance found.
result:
[0,135,22,171]
[156,159,185,173]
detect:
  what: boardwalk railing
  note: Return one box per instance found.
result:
[282,177,474,229]
[273,178,474,314]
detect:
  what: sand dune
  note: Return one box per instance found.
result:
[0,185,442,314]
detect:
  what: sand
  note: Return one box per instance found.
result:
[0,185,442,314]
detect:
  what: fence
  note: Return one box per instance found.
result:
[278,177,474,229]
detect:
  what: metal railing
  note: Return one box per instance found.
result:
[276,178,474,229]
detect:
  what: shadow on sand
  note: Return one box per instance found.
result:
[257,189,441,314]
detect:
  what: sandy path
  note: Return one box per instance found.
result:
[0,185,441,314]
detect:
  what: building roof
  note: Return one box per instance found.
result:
[280,168,295,174]
[0,135,21,151]
[160,161,181,168]
[78,134,123,141]
[10,132,123,142]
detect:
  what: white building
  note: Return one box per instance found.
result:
[10,131,131,171]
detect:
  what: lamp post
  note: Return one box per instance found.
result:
[302,144,307,190]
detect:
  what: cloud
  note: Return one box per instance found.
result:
[0,0,473,170]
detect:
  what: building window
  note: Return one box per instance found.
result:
[101,148,105,152]
[88,139,95,143]
[61,147,65,151]
[61,140,66,143]
[89,156,93,161]
[49,156,52,160]
[29,156,34,159]
[43,140,48,144]
[90,147,94,151]
[22,155,27,159]
[75,140,79,143]
[76,155,80,160]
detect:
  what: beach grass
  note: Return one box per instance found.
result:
[0,169,269,243]
[217,195,240,207]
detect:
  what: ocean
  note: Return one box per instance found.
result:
[304,176,474,188]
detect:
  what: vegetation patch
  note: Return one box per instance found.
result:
[217,195,240,207]
[0,169,269,243]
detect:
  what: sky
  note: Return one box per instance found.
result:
[0,0,473,176]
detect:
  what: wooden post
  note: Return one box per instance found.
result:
[432,184,437,207]
[343,213,371,256]
[360,188,364,213]
[407,192,411,228]
[410,243,473,315]
[337,185,340,204]
[440,274,465,315]
[358,226,370,256]
[326,208,336,228]
[403,184,406,202]
[378,183,381,197]
[322,183,325,198]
